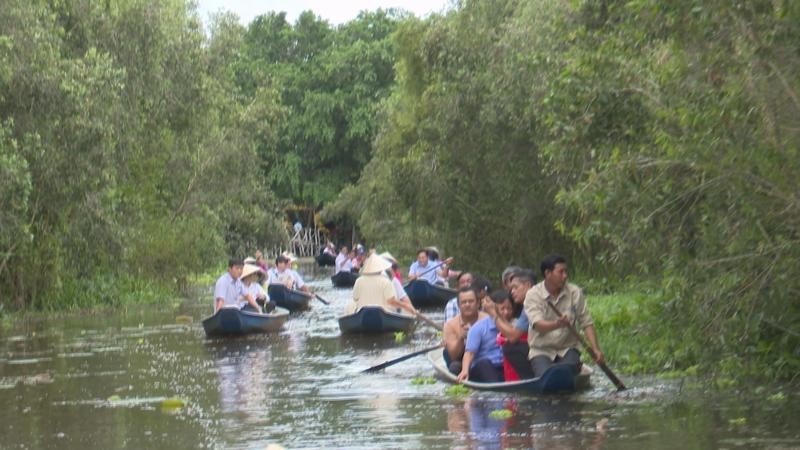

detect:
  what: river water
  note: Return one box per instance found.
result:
[1,266,798,449]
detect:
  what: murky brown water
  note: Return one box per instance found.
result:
[1,265,798,449]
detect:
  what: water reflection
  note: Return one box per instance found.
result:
[205,336,288,420]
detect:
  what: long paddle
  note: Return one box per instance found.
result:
[546,301,627,391]
[414,312,443,331]
[314,294,330,305]
[362,343,443,373]
[410,257,454,280]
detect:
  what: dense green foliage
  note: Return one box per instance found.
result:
[327,0,800,380]
[234,10,403,207]
[0,0,286,310]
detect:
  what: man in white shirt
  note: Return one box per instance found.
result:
[335,245,350,274]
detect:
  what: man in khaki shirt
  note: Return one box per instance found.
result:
[523,255,605,377]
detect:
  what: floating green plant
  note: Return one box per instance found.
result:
[488,409,514,420]
[411,377,437,385]
[394,331,406,343]
[444,384,470,397]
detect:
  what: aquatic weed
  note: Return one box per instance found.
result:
[488,409,514,420]
[444,384,470,397]
[410,377,437,385]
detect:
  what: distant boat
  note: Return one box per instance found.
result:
[331,270,359,287]
[403,279,457,308]
[427,349,592,394]
[338,306,416,334]
[202,307,289,337]
[267,284,313,312]
[317,253,336,267]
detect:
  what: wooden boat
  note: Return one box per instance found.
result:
[267,284,313,312]
[331,270,359,287]
[202,306,289,337]
[403,279,457,308]
[338,306,417,334]
[316,252,336,267]
[427,349,592,394]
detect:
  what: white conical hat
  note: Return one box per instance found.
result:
[379,252,397,264]
[240,264,264,280]
[361,254,392,274]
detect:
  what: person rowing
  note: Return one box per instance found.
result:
[343,254,417,316]
[268,254,312,295]
[408,248,452,286]
[525,254,605,377]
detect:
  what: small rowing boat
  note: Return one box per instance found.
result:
[426,349,592,394]
[316,252,336,267]
[202,306,289,337]
[338,306,416,334]
[267,284,313,312]
[403,279,457,308]
[331,270,359,287]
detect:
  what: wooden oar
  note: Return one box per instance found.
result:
[410,257,454,280]
[546,301,627,391]
[415,312,443,331]
[314,294,330,305]
[362,343,443,373]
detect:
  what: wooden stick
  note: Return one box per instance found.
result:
[415,312,444,331]
[546,301,627,391]
[362,344,443,373]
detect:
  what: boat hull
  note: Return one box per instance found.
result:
[331,271,359,287]
[202,307,289,337]
[338,306,416,334]
[427,349,591,394]
[317,253,336,267]
[267,284,312,312]
[403,279,457,308]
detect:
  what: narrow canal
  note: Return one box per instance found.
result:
[1,264,797,449]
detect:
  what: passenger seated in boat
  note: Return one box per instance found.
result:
[483,269,537,379]
[344,254,417,316]
[444,272,473,323]
[426,246,459,285]
[379,252,403,282]
[335,246,350,274]
[488,290,527,381]
[349,249,361,272]
[456,291,505,383]
[240,264,269,313]
[443,287,488,375]
[254,250,270,273]
[214,258,248,313]
[408,249,451,285]
[268,255,311,295]
[525,255,605,377]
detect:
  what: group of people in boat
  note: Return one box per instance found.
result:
[216,243,604,385]
[443,254,605,384]
[213,251,312,314]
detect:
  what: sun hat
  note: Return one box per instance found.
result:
[379,252,398,265]
[240,264,264,280]
[244,256,257,264]
[361,254,392,274]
